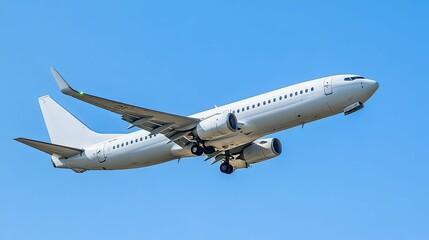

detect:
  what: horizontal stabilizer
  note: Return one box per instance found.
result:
[15,138,83,158]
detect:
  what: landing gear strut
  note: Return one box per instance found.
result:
[219,150,234,174]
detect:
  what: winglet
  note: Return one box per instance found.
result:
[50,67,76,95]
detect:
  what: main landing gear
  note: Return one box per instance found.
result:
[219,150,234,174]
[220,162,234,174]
[191,144,204,156]
[190,144,234,174]
[191,144,216,156]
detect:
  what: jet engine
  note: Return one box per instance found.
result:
[239,138,282,164]
[193,113,238,140]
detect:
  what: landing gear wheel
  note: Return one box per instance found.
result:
[220,162,234,174]
[227,164,233,174]
[203,146,216,155]
[191,144,204,156]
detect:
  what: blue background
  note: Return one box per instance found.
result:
[1,1,428,239]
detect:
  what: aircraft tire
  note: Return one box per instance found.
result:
[191,144,203,156]
[203,146,216,155]
[220,162,233,174]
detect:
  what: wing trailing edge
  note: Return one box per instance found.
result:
[50,67,200,146]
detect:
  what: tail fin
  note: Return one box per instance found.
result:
[39,95,122,148]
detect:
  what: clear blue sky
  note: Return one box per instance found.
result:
[1,1,428,239]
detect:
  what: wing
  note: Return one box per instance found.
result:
[50,67,200,146]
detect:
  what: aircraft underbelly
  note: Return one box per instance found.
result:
[107,142,176,169]
[66,140,176,170]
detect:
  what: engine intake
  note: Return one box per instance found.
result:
[240,138,282,164]
[193,113,238,140]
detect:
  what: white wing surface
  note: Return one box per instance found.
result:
[50,67,199,146]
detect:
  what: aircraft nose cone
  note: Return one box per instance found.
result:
[366,79,379,96]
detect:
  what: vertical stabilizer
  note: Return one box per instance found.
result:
[39,95,122,148]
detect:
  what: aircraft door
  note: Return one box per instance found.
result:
[96,143,106,163]
[324,77,333,95]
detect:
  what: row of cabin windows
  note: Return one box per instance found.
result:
[112,86,316,149]
[112,134,157,150]
[233,87,314,114]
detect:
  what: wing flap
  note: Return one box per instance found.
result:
[15,138,83,158]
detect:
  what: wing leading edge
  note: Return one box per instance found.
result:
[50,68,199,146]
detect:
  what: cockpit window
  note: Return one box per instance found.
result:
[344,76,365,81]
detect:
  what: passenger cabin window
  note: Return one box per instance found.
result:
[311,87,314,91]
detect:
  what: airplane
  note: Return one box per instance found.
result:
[15,68,379,174]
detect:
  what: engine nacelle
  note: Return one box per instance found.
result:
[240,138,282,164]
[193,113,238,140]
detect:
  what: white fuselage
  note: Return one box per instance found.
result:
[59,75,378,171]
